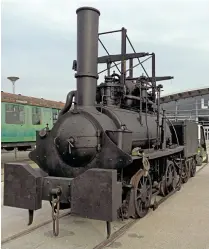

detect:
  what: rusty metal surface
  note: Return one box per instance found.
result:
[71,168,122,222]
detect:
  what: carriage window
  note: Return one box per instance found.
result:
[5,104,25,124]
[32,107,41,125]
[52,109,59,124]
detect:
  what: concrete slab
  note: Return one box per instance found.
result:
[105,165,209,249]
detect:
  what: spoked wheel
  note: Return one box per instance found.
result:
[190,158,196,177]
[133,170,152,218]
[181,161,190,184]
[160,161,177,196]
[165,161,177,194]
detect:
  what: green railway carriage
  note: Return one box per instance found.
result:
[1,91,64,151]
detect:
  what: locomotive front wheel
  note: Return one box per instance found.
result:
[134,170,152,218]
[190,158,196,177]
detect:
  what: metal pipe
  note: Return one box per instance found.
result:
[58,90,76,117]
[99,29,122,35]
[129,59,133,78]
[152,53,156,102]
[75,7,100,106]
[121,27,127,86]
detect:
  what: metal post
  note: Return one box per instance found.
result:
[152,53,156,103]
[195,98,198,122]
[121,27,126,86]
[107,62,111,76]
[14,147,17,159]
[175,101,178,121]
[129,58,133,78]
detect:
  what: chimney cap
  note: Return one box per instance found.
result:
[76,6,100,15]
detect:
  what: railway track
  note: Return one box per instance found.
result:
[2,162,208,249]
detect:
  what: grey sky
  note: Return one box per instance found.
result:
[1,0,209,102]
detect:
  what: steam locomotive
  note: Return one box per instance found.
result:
[4,6,207,238]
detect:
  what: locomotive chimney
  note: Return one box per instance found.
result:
[75,7,100,107]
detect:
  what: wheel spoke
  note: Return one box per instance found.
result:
[160,161,177,196]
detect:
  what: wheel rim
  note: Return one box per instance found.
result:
[134,171,152,218]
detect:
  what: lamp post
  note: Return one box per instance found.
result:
[7,76,19,94]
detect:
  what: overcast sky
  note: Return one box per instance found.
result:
[1,0,209,102]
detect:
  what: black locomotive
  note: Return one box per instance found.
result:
[4,6,207,238]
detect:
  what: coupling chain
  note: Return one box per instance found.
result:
[50,187,61,236]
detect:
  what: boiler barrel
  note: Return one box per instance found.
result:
[76,7,100,107]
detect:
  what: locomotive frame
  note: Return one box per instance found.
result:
[3,6,207,239]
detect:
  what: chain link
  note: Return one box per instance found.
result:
[51,191,60,236]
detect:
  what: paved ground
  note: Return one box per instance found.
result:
[1,150,31,168]
[1,164,208,249]
[104,165,209,249]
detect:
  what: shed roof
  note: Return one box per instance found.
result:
[160,87,209,104]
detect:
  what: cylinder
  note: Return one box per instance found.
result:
[75,7,100,106]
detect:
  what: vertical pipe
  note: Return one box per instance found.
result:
[161,109,166,149]
[175,101,178,121]
[195,98,198,122]
[107,62,111,76]
[75,7,100,106]
[156,86,160,148]
[129,58,133,78]
[121,28,126,86]
[152,53,156,103]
